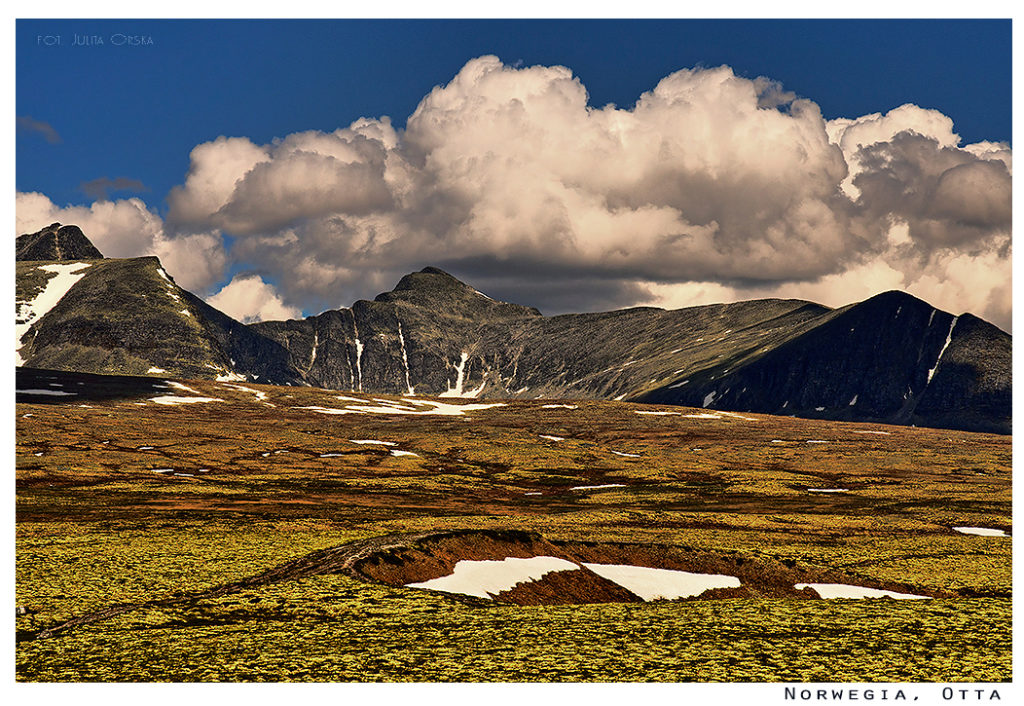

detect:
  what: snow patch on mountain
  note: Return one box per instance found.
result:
[440,351,483,397]
[15,262,92,365]
[17,388,78,396]
[927,316,959,385]
[397,323,415,395]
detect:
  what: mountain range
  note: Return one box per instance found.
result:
[15,223,1011,434]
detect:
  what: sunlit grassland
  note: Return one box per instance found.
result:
[16,557,1011,682]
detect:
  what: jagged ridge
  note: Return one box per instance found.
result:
[13,225,1012,433]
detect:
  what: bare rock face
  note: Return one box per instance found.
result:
[16,223,104,261]
[252,273,1011,435]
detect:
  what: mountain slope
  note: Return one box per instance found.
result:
[250,269,1010,434]
[15,256,297,383]
[638,291,1011,433]
[13,226,1011,433]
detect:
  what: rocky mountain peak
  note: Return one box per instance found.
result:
[374,266,541,319]
[16,223,104,261]
[390,266,466,294]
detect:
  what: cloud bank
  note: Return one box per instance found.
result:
[205,274,302,323]
[17,56,1012,330]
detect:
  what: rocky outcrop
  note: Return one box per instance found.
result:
[16,223,104,261]
[15,255,298,383]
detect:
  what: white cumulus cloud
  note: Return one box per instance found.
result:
[16,191,228,294]
[17,56,1012,331]
[205,274,302,323]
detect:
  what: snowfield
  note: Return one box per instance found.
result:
[582,564,741,600]
[149,395,223,406]
[952,527,1008,537]
[220,383,273,406]
[406,557,580,598]
[298,396,506,417]
[406,557,744,602]
[16,262,92,365]
[148,381,222,405]
[795,583,929,600]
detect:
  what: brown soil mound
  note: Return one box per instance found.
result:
[344,529,945,603]
[493,565,644,605]
[353,530,565,585]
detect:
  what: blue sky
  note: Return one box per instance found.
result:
[14,19,1013,330]
[17,19,1011,211]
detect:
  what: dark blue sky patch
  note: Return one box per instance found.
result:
[16,19,1010,211]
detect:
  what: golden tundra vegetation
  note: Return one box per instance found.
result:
[15,370,1011,682]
